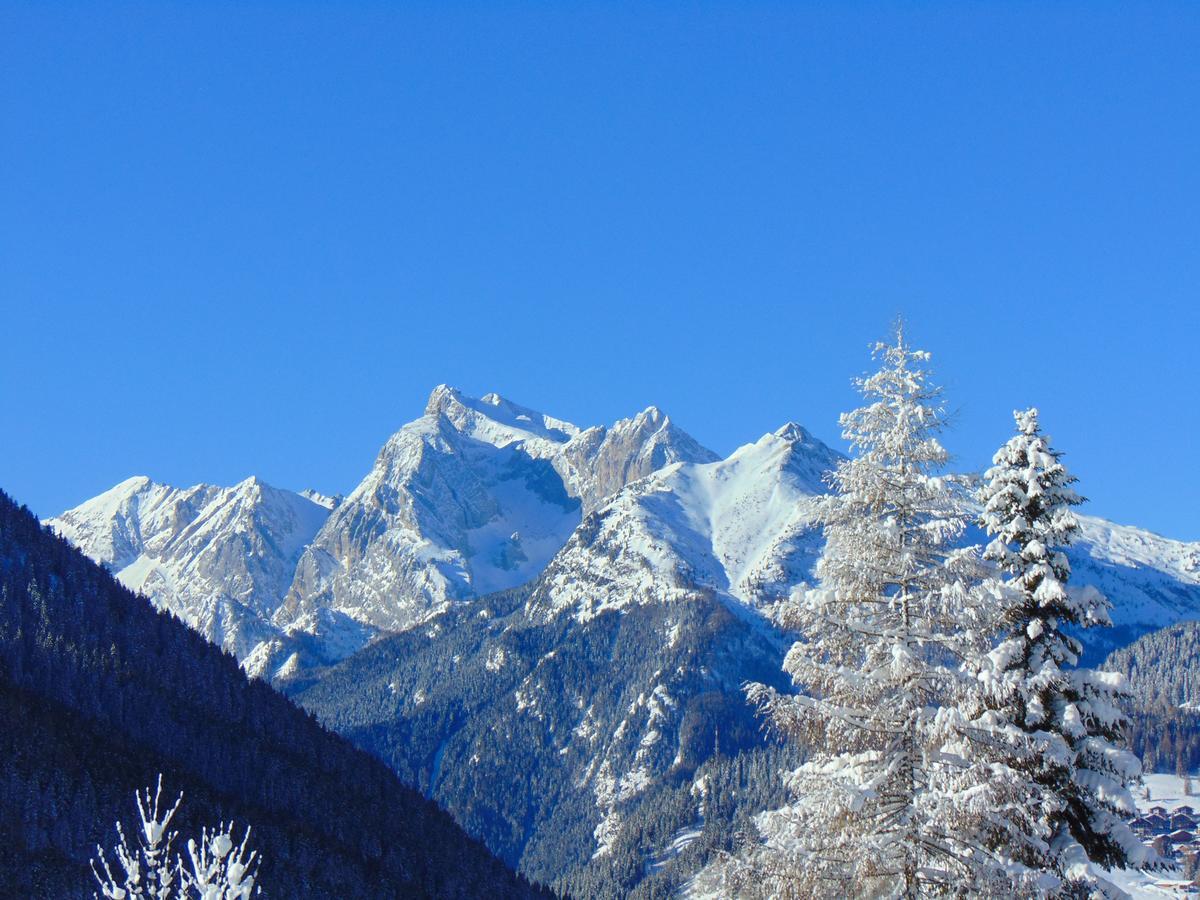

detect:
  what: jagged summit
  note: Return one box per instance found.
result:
[527,422,841,624]
[272,387,718,648]
[300,487,342,510]
[773,420,821,443]
[555,404,721,513]
[424,383,579,445]
[46,386,1200,689]
[48,387,719,678]
[46,475,331,660]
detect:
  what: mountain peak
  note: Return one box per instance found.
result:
[422,385,579,444]
[116,474,155,492]
[53,475,159,528]
[424,383,465,417]
[46,475,333,657]
[632,405,667,427]
[773,422,816,444]
[704,423,842,496]
[235,474,267,493]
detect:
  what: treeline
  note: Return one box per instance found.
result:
[294,572,796,897]
[0,488,545,898]
[1105,621,1200,775]
[557,744,801,900]
[1106,620,1200,710]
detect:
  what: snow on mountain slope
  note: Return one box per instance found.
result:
[555,406,721,513]
[45,385,1200,685]
[527,423,842,623]
[300,488,343,510]
[45,387,719,676]
[290,422,841,885]
[273,386,719,638]
[1068,516,1200,662]
[1074,515,1200,621]
[431,386,580,447]
[490,423,842,857]
[275,410,582,634]
[294,416,1200,893]
[524,423,1200,658]
[46,475,330,658]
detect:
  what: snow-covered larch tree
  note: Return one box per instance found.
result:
[721,326,1008,898]
[181,823,259,900]
[92,776,260,899]
[92,776,182,900]
[963,408,1146,897]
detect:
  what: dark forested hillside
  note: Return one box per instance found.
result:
[292,583,797,898]
[1104,620,1200,776]
[1106,619,1200,709]
[0,489,545,899]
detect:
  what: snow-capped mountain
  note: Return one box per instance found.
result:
[46,475,330,659]
[46,386,719,674]
[273,387,584,637]
[46,386,1200,683]
[1069,516,1200,662]
[272,386,718,639]
[293,421,846,893]
[527,422,840,624]
[294,416,1200,894]
[526,445,1200,655]
[42,385,1200,894]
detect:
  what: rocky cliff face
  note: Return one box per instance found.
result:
[48,386,720,675]
[272,389,588,636]
[46,475,329,659]
[553,406,721,514]
[47,386,1200,683]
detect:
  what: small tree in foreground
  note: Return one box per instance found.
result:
[91,776,181,900]
[92,775,259,899]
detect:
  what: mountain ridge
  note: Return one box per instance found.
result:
[41,386,1200,896]
[45,387,1200,677]
[46,386,723,676]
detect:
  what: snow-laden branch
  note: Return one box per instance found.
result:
[91,777,260,900]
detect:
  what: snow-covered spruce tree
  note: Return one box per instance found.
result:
[92,776,260,899]
[728,327,1009,898]
[965,408,1145,896]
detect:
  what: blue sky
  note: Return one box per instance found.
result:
[2,3,1197,539]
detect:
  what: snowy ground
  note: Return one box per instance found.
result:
[1136,775,1200,814]
[1107,867,1195,899]
[647,822,703,875]
[1106,864,1197,899]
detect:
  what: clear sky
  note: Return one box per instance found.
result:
[2,3,1197,540]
